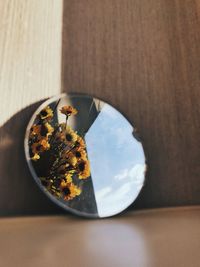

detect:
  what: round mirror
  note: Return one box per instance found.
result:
[25,93,146,218]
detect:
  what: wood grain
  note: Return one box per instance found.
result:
[0,0,62,126]
[62,0,200,209]
[0,207,199,267]
[0,0,63,215]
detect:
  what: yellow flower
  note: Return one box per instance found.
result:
[30,122,54,140]
[75,136,86,149]
[77,160,90,179]
[30,124,41,137]
[44,122,54,137]
[60,179,67,188]
[61,183,81,200]
[65,173,73,183]
[60,173,73,187]
[60,106,78,116]
[67,155,77,166]
[66,147,87,162]
[39,106,53,120]
[68,183,81,198]
[31,153,40,161]
[74,147,87,161]
[31,138,50,155]
[40,139,50,150]
[64,126,78,146]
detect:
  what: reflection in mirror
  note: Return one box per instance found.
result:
[25,94,146,218]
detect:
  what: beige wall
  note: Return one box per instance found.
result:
[0,0,63,216]
[0,0,62,126]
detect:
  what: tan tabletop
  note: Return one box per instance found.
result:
[0,206,199,267]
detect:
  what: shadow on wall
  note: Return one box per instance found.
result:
[0,100,63,216]
[1,97,199,217]
[0,96,147,217]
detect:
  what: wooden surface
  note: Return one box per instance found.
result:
[0,0,62,126]
[0,0,200,216]
[0,206,199,267]
[62,0,200,209]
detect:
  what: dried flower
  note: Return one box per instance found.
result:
[39,106,53,120]
[67,155,78,166]
[30,124,41,137]
[60,106,77,116]
[65,173,73,183]
[40,139,50,150]
[31,153,40,161]
[67,147,87,162]
[75,136,86,149]
[30,123,54,140]
[77,160,90,179]
[29,104,90,201]
[44,122,54,137]
[74,147,87,161]
[64,126,78,146]
[61,183,81,200]
[31,138,50,155]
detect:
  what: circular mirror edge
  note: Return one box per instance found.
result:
[24,92,148,218]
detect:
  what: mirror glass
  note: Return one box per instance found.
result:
[25,94,146,218]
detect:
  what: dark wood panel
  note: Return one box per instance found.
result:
[62,0,200,208]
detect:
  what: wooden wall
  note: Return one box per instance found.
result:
[62,0,200,209]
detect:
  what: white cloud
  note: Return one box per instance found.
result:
[96,187,112,200]
[115,169,129,181]
[114,164,146,184]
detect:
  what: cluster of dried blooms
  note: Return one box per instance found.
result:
[28,104,90,201]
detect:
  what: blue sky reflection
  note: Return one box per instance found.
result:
[85,104,146,217]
